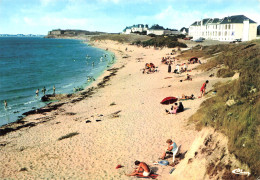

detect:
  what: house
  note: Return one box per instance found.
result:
[147,24,181,35]
[122,24,149,34]
[180,27,189,35]
[189,15,257,41]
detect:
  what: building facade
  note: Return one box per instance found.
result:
[122,24,149,34]
[147,24,180,35]
[189,15,257,41]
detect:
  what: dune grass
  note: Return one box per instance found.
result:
[134,35,187,48]
[90,34,151,43]
[187,40,260,176]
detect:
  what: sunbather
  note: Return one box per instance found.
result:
[126,161,150,177]
[161,139,178,160]
[180,94,195,100]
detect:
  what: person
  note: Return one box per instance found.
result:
[53,85,56,95]
[181,94,194,100]
[4,100,7,108]
[184,63,188,72]
[36,89,39,96]
[168,63,171,73]
[176,64,180,73]
[42,86,46,95]
[200,80,209,97]
[126,161,150,177]
[165,103,178,114]
[184,74,192,81]
[161,139,178,160]
[177,102,184,112]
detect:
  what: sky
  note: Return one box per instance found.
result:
[0,0,260,35]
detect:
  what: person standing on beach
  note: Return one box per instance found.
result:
[53,85,56,95]
[42,86,46,95]
[184,63,188,72]
[168,63,171,73]
[200,80,209,97]
[36,89,39,96]
[126,161,150,177]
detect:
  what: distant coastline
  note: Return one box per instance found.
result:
[0,34,45,37]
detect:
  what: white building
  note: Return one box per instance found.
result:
[122,24,149,34]
[147,24,181,35]
[189,15,257,41]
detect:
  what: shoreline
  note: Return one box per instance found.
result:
[0,39,232,179]
[0,37,116,132]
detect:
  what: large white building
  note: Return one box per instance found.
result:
[147,24,181,35]
[122,24,149,34]
[122,24,181,36]
[189,15,257,41]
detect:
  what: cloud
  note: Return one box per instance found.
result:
[40,0,53,6]
[22,16,92,30]
[98,0,121,3]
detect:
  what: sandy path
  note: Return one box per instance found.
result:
[0,40,222,179]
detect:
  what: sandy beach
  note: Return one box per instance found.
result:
[0,40,225,179]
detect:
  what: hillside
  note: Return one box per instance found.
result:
[45,29,105,38]
[178,40,260,176]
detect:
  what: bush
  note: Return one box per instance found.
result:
[217,68,235,77]
[140,36,187,48]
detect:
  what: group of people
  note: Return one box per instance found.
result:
[161,56,179,65]
[36,86,56,96]
[172,63,188,74]
[3,86,57,109]
[165,102,184,114]
[126,139,177,177]
[142,63,157,74]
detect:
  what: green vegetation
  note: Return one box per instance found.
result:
[91,34,187,48]
[58,132,79,141]
[187,40,260,176]
[134,35,187,48]
[90,34,151,43]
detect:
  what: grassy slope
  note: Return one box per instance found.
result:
[179,40,260,176]
[90,34,151,43]
[90,34,187,48]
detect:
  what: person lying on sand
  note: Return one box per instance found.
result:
[180,94,195,100]
[161,139,178,160]
[126,161,150,177]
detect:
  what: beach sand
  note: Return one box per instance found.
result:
[0,40,224,179]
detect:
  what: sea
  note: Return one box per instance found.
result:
[0,37,114,127]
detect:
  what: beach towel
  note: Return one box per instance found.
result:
[136,173,159,179]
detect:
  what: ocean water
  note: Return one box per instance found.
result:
[0,37,114,126]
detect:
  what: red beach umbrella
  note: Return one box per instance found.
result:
[160,97,178,105]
